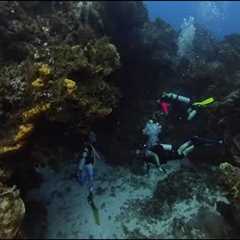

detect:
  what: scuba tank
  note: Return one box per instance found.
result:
[165,93,191,104]
[176,95,191,104]
[187,109,197,121]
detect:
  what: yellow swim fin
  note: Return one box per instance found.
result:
[193,97,215,107]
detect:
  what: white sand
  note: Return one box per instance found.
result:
[26,158,229,239]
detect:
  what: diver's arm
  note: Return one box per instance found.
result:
[91,145,101,161]
[151,152,167,173]
[149,151,160,168]
[78,150,87,171]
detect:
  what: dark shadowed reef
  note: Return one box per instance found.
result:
[0,1,240,238]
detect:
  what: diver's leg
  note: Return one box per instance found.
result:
[182,145,195,156]
[177,141,192,155]
[153,154,166,173]
[145,161,150,173]
[187,109,197,121]
[86,164,94,202]
[187,107,192,114]
[78,166,87,185]
[196,136,223,145]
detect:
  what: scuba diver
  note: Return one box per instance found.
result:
[177,135,224,157]
[77,131,101,203]
[156,92,191,118]
[136,143,182,173]
[157,92,215,121]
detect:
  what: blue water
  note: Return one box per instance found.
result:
[145,1,240,39]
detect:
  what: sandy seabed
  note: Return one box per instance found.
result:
[26,157,230,239]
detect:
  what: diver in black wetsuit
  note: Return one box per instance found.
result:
[136,143,182,173]
[77,131,101,203]
[177,136,224,157]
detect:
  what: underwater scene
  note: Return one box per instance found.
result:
[1,1,240,239]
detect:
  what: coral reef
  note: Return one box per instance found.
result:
[32,79,45,89]
[1,1,240,238]
[0,143,23,155]
[219,162,240,200]
[22,103,51,122]
[38,64,51,77]
[63,79,77,95]
[0,36,120,137]
[14,124,34,142]
[0,183,25,239]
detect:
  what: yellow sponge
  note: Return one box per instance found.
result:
[32,78,44,88]
[14,124,34,142]
[39,64,51,76]
[22,103,51,121]
[64,79,77,94]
